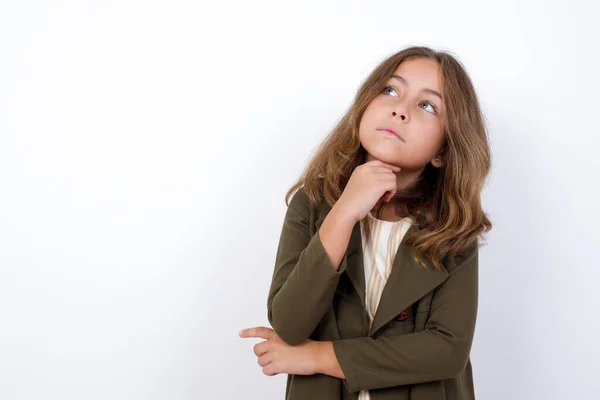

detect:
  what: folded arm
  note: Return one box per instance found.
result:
[317,242,479,392]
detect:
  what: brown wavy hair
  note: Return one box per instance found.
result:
[284,45,493,270]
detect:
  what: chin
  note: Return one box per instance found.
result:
[364,145,397,160]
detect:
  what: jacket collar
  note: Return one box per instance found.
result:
[315,205,449,335]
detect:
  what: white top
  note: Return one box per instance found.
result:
[357,212,413,400]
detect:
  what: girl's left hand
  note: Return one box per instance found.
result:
[239,326,320,376]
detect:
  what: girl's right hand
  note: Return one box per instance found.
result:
[335,160,401,223]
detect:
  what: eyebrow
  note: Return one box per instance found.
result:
[390,75,442,101]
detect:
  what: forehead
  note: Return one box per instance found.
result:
[390,58,442,92]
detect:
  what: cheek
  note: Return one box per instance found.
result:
[359,99,387,130]
[358,110,376,137]
[362,97,387,119]
[429,123,445,147]
[417,126,445,155]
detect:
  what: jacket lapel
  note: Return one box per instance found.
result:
[314,204,449,336]
[369,223,449,335]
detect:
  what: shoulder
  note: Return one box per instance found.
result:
[288,186,311,213]
[286,180,333,232]
[288,178,326,213]
[445,239,480,274]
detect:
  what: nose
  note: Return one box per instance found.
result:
[392,111,406,121]
[391,107,408,122]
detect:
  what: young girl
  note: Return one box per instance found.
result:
[239,45,492,400]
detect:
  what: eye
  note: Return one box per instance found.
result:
[382,86,438,115]
[420,101,437,114]
[382,86,398,96]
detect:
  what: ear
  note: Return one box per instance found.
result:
[431,155,444,168]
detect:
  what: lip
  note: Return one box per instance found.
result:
[376,126,404,142]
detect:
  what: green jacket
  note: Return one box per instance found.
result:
[267,186,479,399]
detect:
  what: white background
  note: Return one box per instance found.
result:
[1,1,598,399]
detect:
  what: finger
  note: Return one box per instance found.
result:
[368,159,401,171]
[253,340,269,357]
[371,164,401,174]
[263,362,279,376]
[386,181,398,198]
[383,163,401,172]
[381,180,397,201]
[385,163,401,171]
[374,167,401,174]
[239,326,275,339]
[258,352,273,367]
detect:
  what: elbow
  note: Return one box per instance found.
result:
[436,339,472,379]
[267,301,311,346]
[273,326,309,346]
[422,328,472,379]
[443,351,470,379]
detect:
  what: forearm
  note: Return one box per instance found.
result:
[317,204,356,271]
[309,332,468,386]
[330,330,471,391]
[267,203,356,345]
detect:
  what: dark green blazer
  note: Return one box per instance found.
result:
[267,185,479,400]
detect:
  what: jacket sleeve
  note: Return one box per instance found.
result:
[331,241,479,392]
[267,187,350,346]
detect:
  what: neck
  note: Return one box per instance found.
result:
[371,198,410,221]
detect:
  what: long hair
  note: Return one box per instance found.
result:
[284,46,493,269]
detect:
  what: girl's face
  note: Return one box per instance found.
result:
[358,57,446,172]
